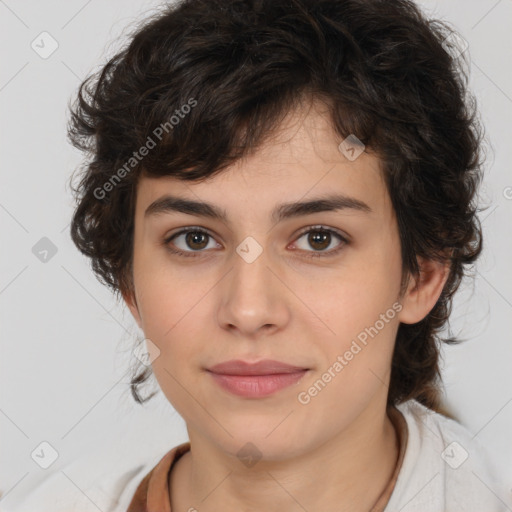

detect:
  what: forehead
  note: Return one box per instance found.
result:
[135,101,391,223]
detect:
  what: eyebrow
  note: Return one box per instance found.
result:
[144,193,372,224]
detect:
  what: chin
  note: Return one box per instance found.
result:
[211,425,309,464]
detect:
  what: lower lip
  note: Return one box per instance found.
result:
[208,371,308,398]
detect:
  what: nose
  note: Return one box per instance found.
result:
[216,242,291,338]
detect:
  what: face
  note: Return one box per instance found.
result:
[124,100,444,462]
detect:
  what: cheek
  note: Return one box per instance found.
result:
[316,291,399,382]
[315,261,401,340]
[304,241,402,379]
[134,268,210,416]
[137,281,205,354]
[133,246,208,335]
[298,287,400,417]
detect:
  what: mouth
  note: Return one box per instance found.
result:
[206,359,310,398]
[207,359,309,375]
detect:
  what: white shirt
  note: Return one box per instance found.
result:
[2,399,511,511]
[384,400,511,511]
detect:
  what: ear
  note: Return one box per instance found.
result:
[397,256,451,325]
[122,287,143,329]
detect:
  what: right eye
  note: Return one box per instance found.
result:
[163,228,219,257]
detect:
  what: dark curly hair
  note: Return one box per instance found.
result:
[67,0,485,411]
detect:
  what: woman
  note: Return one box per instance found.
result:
[11,0,511,510]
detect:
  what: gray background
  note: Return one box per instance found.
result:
[1,0,511,505]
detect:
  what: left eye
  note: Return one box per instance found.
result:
[163,226,348,258]
[293,227,347,256]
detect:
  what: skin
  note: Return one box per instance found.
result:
[123,98,450,512]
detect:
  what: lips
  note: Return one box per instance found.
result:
[207,359,309,376]
[206,359,309,398]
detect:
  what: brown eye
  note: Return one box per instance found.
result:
[307,230,331,251]
[293,226,348,259]
[164,228,217,257]
[163,225,348,260]
[184,231,209,250]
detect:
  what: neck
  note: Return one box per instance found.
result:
[170,398,400,512]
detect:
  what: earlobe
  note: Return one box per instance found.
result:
[397,257,450,325]
[122,288,143,329]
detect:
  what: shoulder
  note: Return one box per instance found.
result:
[384,399,512,512]
[0,459,155,512]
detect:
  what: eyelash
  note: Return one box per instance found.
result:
[162,225,349,260]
